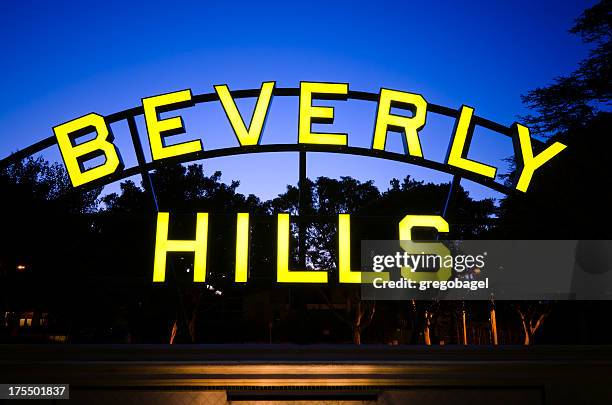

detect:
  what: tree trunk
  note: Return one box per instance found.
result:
[490,307,498,345]
[353,328,361,345]
[461,310,468,346]
[353,300,363,345]
[409,299,419,344]
[424,311,432,346]
[352,299,376,345]
[188,310,197,343]
[522,322,531,345]
[169,320,178,344]
[518,309,530,345]
[517,308,548,346]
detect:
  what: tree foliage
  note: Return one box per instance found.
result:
[520,0,611,136]
[1,156,101,213]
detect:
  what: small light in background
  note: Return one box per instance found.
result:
[16,264,27,272]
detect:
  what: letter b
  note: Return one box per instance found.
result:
[54,113,122,187]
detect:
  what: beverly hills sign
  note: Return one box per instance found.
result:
[49,81,567,284]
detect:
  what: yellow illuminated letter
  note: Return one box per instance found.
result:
[235,213,250,282]
[277,213,327,283]
[372,88,427,157]
[54,113,122,187]
[338,214,389,283]
[398,215,451,282]
[298,82,348,146]
[215,81,275,146]
[153,212,208,282]
[143,89,202,160]
[513,124,567,192]
[446,106,497,178]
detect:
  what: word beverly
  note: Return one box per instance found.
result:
[53,81,567,192]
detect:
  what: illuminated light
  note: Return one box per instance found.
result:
[143,89,202,161]
[298,82,349,146]
[398,215,451,282]
[153,212,208,282]
[277,213,328,283]
[513,123,567,192]
[148,212,454,284]
[235,213,250,282]
[446,105,497,178]
[54,113,122,187]
[16,264,27,271]
[338,214,389,283]
[49,84,568,193]
[215,82,275,146]
[372,88,427,157]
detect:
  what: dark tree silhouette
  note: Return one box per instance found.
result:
[520,0,611,137]
[495,0,612,345]
[498,0,611,240]
[0,157,103,342]
[268,175,495,344]
[102,163,269,343]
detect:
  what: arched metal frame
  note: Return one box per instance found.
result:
[0,87,532,198]
[0,87,533,279]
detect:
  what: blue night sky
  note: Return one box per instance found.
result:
[0,0,597,202]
